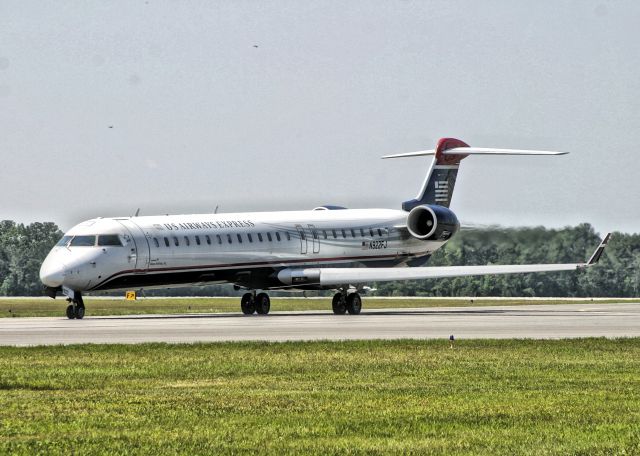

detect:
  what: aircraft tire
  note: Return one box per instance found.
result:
[332,293,347,315]
[241,293,256,315]
[75,304,85,320]
[66,304,76,320]
[346,293,362,315]
[255,293,271,315]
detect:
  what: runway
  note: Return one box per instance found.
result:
[1,302,639,346]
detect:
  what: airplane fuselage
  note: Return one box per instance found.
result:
[40,208,450,294]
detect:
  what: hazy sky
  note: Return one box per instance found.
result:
[1,1,639,234]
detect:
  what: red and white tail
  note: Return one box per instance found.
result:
[382,137,568,211]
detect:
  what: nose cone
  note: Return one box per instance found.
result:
[40,256,66,288]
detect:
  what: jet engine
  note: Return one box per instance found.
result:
[406,204,459,241]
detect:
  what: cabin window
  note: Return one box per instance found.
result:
[377,228,383,237]
[350,229,356,238]
[369,228,374,237]
[216,235,222,245]
[332,229,337,239]
[205,235,211,245]
[237,233,243,243]
[247,233,253,243]
[276,232,281,241]
[227,234,232,244]
[267,232,273,242]
[341,229,346,238]
[70,235,96,247]
[360,228,365,237]
[286,231,291,241]
[322,230,328,239]
[153,238,160,248]
[258,233,263,242]
[173,236,179,247]
[164,237,170,247]
[98,234,123,246]
[195,235,201,246]
[184,236,190,246]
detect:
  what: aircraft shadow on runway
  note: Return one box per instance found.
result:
[85,308,588,321]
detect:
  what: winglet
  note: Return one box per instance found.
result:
[586,233,612,266]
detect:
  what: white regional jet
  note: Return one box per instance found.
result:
[40,138,610,319]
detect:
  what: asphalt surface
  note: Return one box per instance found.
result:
[1,303,639,346]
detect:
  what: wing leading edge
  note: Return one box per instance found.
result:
[277,234,611,287]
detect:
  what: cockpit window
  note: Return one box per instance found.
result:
[97,235,123,246]
[56,236,72,247]
[70,235,96,247]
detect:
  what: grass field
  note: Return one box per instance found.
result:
[1,339,639,454]
[2,296,639,318]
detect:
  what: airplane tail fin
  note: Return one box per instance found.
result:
[382,138,568,211]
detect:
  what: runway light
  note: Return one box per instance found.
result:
[449,334,455,349]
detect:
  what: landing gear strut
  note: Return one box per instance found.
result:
[240,292,271,315]
[332,291,362,315]
[66,292,85,320]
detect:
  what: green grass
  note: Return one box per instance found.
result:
[1,339,640,454]
[1,296,638,318]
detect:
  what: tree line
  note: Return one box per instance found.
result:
[375,223,639,298]
[0,221,62,296]
[0,220,637,297]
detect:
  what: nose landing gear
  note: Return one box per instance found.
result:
[65,293,85,320]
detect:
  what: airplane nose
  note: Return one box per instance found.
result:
[39,261,66,288]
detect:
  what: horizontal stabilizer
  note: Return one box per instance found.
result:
[386,137,569,211]
[382,147,568,159]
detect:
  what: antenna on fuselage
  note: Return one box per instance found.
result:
[214,205,219,214]
[134,208,140,217]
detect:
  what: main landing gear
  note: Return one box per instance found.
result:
[66,292,85,320]
[239,290,362,316]
[241,292,271,315]
[332,292,362,315]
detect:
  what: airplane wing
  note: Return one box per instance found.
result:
[277,234,611,287]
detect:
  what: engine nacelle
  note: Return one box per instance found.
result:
[406,204,459,241]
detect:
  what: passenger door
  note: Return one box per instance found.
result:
[115,219,150,272]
